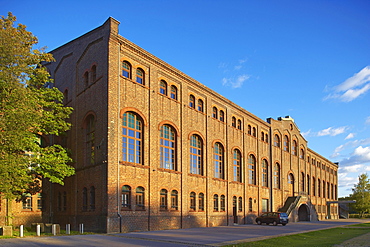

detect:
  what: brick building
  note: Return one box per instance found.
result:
[39,17,338,233]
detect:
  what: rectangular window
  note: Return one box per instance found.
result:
[262,199,268,212]
[23,195,32,211]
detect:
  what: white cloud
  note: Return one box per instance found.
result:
[301,129,311,138]
[342,164,364,173]
[222,74,250,88]
[324,66,370,102]
[366,116,370,125]
[345,133,355,140]
[337,173,358,188]
[339,145,370,167]
[317,126,348,136]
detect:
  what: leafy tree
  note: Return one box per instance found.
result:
[350,173,370,218]
[0,12,74,205]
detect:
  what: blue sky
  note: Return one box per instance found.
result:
[3,0,370,197]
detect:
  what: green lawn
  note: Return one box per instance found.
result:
[224,223,370,247]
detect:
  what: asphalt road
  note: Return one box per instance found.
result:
[1,219,369,247]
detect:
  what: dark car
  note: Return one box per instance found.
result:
[255,212,289,226]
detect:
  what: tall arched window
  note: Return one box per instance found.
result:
[318,178,321,197]
[136,186,145,210]
[160,80,167,95]
[292,140,298,155]
[252,127,256,137]
[262,159,268,187]
[160,125,176,170]
[121,185,131,210]
[213,194,219,211]
[300,172,305,192]
[312,177,316,196]
[323,180,326,198]
[214,142,224,179]
[274,163,281,189]
[122,61,131,78]
[237,120,242,130]
[197,99,203,112]
[122,112,142,164]
[212,107,218,119]
[288,173,294,196]
[83,71,89,86]
[300,148,305,159]
[189,95,195,108]
[136,68,144,84]
[283,135,289,152]
[265,134,269,143]
[232,117,237,127]
[190,134,203,175]
[170,85,178,100]
[219,110,224,122]
[274,134,280,148]
[247,125,251,134]
[90,186,95,211]
[248,197,253,212]
[220,195,226,211]
[160,189,168,210]
[307,175,310,195]
[233,149,242,182]
[85,115,95,166]
[248,154,256,185]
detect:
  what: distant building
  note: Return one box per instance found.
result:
[35,17,337,232]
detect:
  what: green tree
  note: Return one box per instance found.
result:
[0,12,74,211]
[350,173,370,218]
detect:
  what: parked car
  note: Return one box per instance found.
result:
[256,212,289,226]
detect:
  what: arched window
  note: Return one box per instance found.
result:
[237,119,242,130]
[288,173,294,195]
[323,180,326,198]
[232,117,237,127]
[219,110,224,122]
[197,99,203,112]
[170,85,178,100]
[327,182,330,199]
[90,186,95,211]
[283,135,289,152]
[274,163,280,189]
[91,65,97,82]
[213,194,219,211]
[318,178,321,197]
[136,68,144,84]
[307,175,310,195]
[247,125,251,134]
[261,131,265,142]
[265,134,269,143]
[248,197,253,212]
[121,185,131,210]
[300,172,305,192]
[122,112,142,164]
[122,61,131,78]
[160,124,176,170]
[85,115,95,166]
[189,95,195,108]
[274,134,280,148]
[190,192,196,211]
[160,80,167,95]
[82,188,87,211]
[136,186,145,210]
[171,190,178,210]
[300,148,305,159]
[160,189,168,210]
[190,134,203,175]
[212,107,218,119]
[198,193,204,211]
[220,195,226,211]
[238,197,243,212]
[312,177,316,196]
[262,159,268,187]
[248,154,256,185]
[233,149,242,182]
[214,142,224,179]
[252,127,256,137]
[292,140,298,155]
[83,71,89,86]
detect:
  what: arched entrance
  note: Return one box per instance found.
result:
[288,173,294,196]
[298,204,310,221]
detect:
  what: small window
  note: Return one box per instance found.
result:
[190,192,196,211]
[220,195,226,211]
[121,185,131,210]
[189,95,195,108]
[261,132,265,141]
[160,189,168,210]
[213,194,219,211]
[171,85,178,100]
[136,187,145,210]
[237,119,242,130]
[160,80,167,95]
[247,125,251,134]
[252,127,256,137]
[219,110,224,122]
[122,61,131,78]
[22,193,32,210]
[212,107,218,119]
[171,190,178,210]
[197,99,203,112]
[238,197,242,212]
[198,193,204,211]
[248,197,253,212]
[232,117,236,128]
[136,68,144,84]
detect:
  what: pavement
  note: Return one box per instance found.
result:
[1,218,369,247]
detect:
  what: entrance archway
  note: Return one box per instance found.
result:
[298,204,310,221]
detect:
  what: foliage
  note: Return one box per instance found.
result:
[350,173,370,218]
[0,12,74,201]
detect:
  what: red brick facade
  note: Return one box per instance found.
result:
[34,17,339,233]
